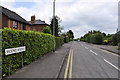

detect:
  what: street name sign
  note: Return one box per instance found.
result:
[5,46,26,55]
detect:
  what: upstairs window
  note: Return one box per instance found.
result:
[13,21,18,28]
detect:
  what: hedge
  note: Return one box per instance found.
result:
[84,33,103,44]
[111,33,120,46]
[2,28,63,77]
[64,37,69,43]
[55,37,64,49]
[118,43,120,50]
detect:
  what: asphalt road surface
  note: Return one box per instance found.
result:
[59,41,119,79]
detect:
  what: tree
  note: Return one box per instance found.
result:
[67,30,74,40]
[50,16,63,37]
[111,32,120,46]
[42,27,51,34]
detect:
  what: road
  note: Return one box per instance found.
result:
[59,41,119,79]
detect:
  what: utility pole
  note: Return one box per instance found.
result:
[53,0,56,52]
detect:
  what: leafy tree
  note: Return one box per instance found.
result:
[50,16,63,37]
[111,32,120,46]
[42,27,51,34]
[67,30,74,40]
[94,33,103,44]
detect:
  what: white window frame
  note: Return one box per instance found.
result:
[13,21,18,28]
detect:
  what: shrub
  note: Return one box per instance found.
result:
[94,33,103,44]
[55,37,64,49]
[111,33,120,46]
[89,33,103,44]
[118,43,120,50]
[64,37,69,43]
[42,27,51,34]
[2,28,63,77]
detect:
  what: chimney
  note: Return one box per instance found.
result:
[31,15,35,24]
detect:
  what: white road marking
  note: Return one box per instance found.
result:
[81,45,84,46]
[90,50,98,55]
[85,47,88,49]
[104,59,120,71]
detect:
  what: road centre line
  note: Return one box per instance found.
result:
[104,59,120,71]
[90,50,98,55]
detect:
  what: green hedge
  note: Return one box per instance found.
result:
[111,33,120,46]
[2,28,63,77]
[64,37,69,43]
[55,37,64,49]
[84,33,103,44]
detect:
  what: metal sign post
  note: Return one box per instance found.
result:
[22,53,24,67]
[8,64,10,76]
[5,46,26,76]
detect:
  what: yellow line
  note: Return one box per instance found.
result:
[69,49,73,79]
[64,49,71,80]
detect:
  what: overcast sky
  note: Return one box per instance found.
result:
[0,0,119,38]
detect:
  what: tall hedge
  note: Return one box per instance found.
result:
[64,37,69,43]
[2,28,63,77]
[111,33,120,46]
[55,37,64,49]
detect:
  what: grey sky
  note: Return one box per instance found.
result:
[1,0,119,38]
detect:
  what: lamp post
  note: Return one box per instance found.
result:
[53,0,56,52]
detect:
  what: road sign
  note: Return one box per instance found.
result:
[5,46,26,55]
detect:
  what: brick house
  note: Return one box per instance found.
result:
[0,6,49,31]
[28,16,49,31]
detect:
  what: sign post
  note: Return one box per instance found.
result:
[8,64,10,76]
[5,46,26,76]
[22,53,24,67]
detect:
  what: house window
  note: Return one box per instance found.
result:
[23,24,26,30]
[13,21,18,28]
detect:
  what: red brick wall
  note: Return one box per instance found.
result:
[29,25,48,31]
[2,14,8,29]
[0,13,2,29]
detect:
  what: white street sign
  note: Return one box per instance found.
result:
[5,46,26,55]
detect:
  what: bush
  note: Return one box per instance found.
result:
[118,43,120,50]
[89,33,103,44]
[64,37,69,43]
[42,27,51,34]
[2,28,63,77]
[111,33,120,46]
[94,33,103,44]
[56,37,64,49]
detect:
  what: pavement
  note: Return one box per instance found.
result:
[7,42,71,78]
[59,41,119,79]
[92,44,120,54]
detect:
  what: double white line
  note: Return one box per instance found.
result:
[64,49,73,80]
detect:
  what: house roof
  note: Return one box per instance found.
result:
[0,6,30,24]
[29,19,49,26]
